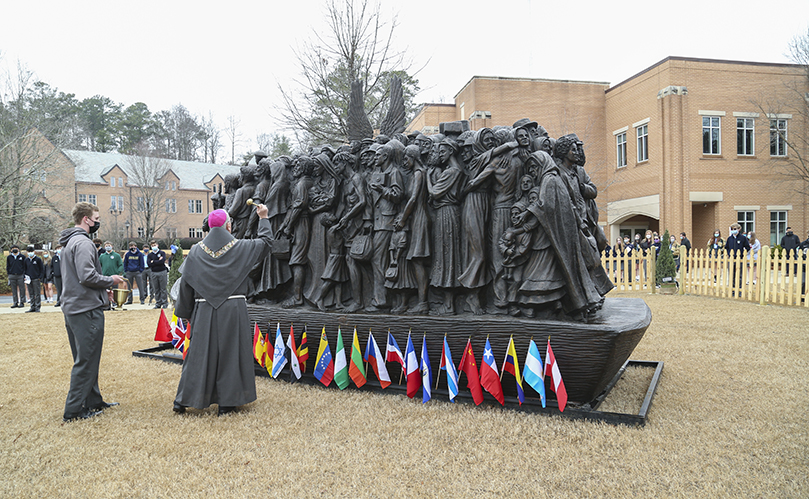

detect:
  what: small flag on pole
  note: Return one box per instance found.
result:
[458,338,484,405]
[364,331,391,388]
[349,327,367,388]
[545,338,568,412]
[297,325,309,372]
[501,336,525,405]
[334,328,349,390]
[154,309,172,342]
[405,331,421,398]
[421,335,432,403]
[522,339,546,408]
[385,331,405,370]
[313,327,333,387]
[439,337,459,402]
[480,338,504,405]
[287,325,301,381]
[271,323,287,378]
[253,323,267,368]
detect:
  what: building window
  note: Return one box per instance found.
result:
[616,132,627,168]
[88,194,97,205]
[770,211,787,246]
[636,124,648,162]
[110,177,115,187]
[196,200,203,213]
[117,196,124,211]
[78,194,87,203]
[188,228,203,238]
[703,117,721,155]
[172,181,177,191]
[166,199,176,213]
[770,119,787,157]
[137,227,145,238]
[188,199,204,214]
[137,197,145,212]
[188,199,194,213]
[736,118,754,156]
[737,211,755,234]
[165,228,177,239]
[119,177,123,187]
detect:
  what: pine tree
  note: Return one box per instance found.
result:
[656,230,677,286]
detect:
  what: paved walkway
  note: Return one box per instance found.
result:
[0,290,168,314]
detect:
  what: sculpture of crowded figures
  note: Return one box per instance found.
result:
[216,120,612,321]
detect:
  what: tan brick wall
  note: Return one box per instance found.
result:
[407,59,809,246]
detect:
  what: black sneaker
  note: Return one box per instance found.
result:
[63,407,103,423]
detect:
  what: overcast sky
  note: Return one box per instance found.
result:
[2,0,807,154]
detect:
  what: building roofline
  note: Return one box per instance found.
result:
[607,56,803,92]
[454,75,610,100]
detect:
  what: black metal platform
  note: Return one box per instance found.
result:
[133,343,663,426]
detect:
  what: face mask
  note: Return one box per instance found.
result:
[56,250,61,255]
[105,246,113,252]
[12,250,18,255]
[654,238,659,243]
[87,218,101,234]
[731,230,738,236]
[714,233,719,237]
[670,238,675,243]
[624,240,629,245]
[151,246,159,253]
[646,235,651,239]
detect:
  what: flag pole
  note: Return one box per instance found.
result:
[434,333,445,390]
[397,328,406,385]
[364,327,370,374]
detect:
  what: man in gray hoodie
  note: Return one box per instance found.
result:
[59,202,125,422]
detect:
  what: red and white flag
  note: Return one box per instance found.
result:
[545,338,568,411]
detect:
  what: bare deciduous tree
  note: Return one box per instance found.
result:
[124,143,175,241]
[277,0,420,146]
[224,115,241,165]
[0,62,74,248]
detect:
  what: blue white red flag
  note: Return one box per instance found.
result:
[405,331,420,398]
[480,338,504,405]
[421,335,432,403]
[385,331,405,370]
[439,336,459,402]
[363,331,391,388]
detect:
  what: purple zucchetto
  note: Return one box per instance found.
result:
[208,209,228,228]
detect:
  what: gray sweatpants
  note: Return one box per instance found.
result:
[9,274,25,305]
[63,307,106,418]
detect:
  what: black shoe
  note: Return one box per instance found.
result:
[25,308,36,313]
[89,401,119,411]
[63,407,102,423]
[217,406,236,416]
[173,402,186,414]
[153,305,161,309]
[10,304,19,309]
[54,303,60,307]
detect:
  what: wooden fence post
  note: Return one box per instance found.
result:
[679,245,686,295]
[650,249,657,294]
[759,246,768,306]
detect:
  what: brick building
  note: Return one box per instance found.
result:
[407,56,809,248]
[33,133,240,248]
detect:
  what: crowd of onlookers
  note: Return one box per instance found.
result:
[603,226,809,284]
[5,240,179,312]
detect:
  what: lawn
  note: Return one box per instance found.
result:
[1,292,806,498]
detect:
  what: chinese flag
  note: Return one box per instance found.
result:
[458,338,484,405]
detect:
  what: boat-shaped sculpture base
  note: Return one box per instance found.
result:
[247,297,651,405]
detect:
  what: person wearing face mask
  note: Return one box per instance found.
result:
[748,232,760,284]
[93,238,104,257]
[52,245,63,307]
[780,226,801,275]
[669,234,680,271]
[146,240,169,309]
[639,230,654,282]
[726,223,750,292]
[141,244,152,305]
[123,242,145,305]
[100,241,124,310]
[632,233,642,281]
[679,232,692,272]
[24,245,45,313]
[7,244,27,308]
[58,202,126,422]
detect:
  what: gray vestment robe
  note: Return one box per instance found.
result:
[173,219,271,409]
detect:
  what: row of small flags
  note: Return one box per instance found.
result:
[152,309,567,411]
[253,323,568,411]
[154,309,189,359]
